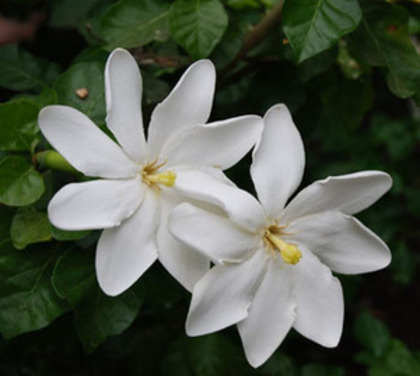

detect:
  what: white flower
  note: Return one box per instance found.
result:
[39,48,262,296]
[169,104,392,368]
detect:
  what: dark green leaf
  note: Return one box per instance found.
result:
[52,249,143,352]
[351,3,420,98]
[10,209,52,250]
[0,206,15,241]
[0,100,40,152]
[50,225,90,242]
[0,45,60,91]
[50,0,102,28]
[0,156,45,207]
[100,0,170,50]
[354,312,391,358]
[283,0,362,62]
[169,0,229,58]
[0,241,68,339]
[55,61,106,124]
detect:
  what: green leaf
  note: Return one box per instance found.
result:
[55,61,106,124]
[283,0,362,62]
[100,0,170,50]
[351,3,420,98]
[169,0,229,58]
[0,156,45,207]
[52,249,143,352]
[0,241,68,339]
[0,206,15,241]
[50,225,90,242]
[50,0,102,28]
[354,312,391,358]
[0,100,40,152]
[0,45,60,91]
[10,209,52,250]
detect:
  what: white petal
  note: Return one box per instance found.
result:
[48,178,144,231]
[105,48,146,162]
[282,171,393,222]
[186,250,268,336]
[162,115,263,170]
[238,261,295,368]
[173,168,266,232]
[39,106,138,178]
[288,211,391,274]
[293,249,344,348]
[251,104,305,218]
[96,190,159,296]
[170,203,260,265]
[157,196,210,292]
[147,60,215,155]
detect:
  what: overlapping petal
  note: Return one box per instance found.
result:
[96,190,159,296]
[186,250,267,336]
[48,177,144,231]
[293,249,344,348]
[282,171,393,223]
[147,60,215,156]
[39,105,138,178]
[288,211,391,274]
[173,168,266,232]
[157,197,210,291]
[238,261,295,368]
[170,203,260,264]
[162,115,263,170]
[105,48,146,162]
[251,104,305,218]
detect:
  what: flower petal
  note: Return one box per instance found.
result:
[173,168,266,232]
[162,115,263,170]
[251,104,305,218]
[96,189,159,296]
[147,60,215,155]
[186,249,268,336]
[170,203,260,265]
[237,261,295,368]
[282,171,393,222]
[293,249,344,348]
[48,178,144,231]
[39,105,137,178]
[105,48,146,162]
[288,211,391,274]
[157,196,210,291]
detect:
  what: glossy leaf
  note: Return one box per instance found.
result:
[0,241,68,339]
[100,0,170,50]
[0,100,40,152]
[52,249,143,352]
[55,61,106,124]
[283,0,362,62]
[0,156,45,207]
[0,45,60,91]
[351,3,420,98]
[169,0,229,58]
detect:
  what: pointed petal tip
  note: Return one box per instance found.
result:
[264,103,290,118]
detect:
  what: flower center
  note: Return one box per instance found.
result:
[141,159,176,190]
[263,224,302,265]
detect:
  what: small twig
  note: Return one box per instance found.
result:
[220,0,284,77]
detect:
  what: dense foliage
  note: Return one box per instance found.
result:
[0,0,419,375]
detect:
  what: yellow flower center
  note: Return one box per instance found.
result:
[263,224,302,265]
[141,159,176,190]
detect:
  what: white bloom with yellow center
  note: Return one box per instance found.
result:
[39,48,262,297]
[169,104,392,368]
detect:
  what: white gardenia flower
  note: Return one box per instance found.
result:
[169,104,392,368]
[39,48,263,296]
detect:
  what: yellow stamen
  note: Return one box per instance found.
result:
[145,170,176,187]
[265,232,302,265]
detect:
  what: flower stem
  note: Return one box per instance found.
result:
[34,150,78,173]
